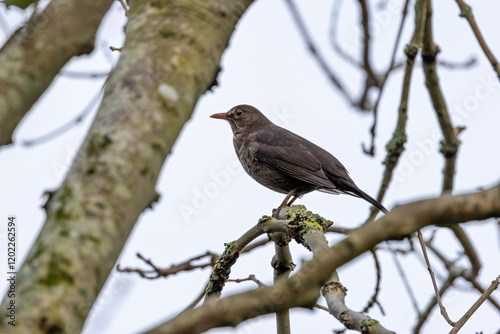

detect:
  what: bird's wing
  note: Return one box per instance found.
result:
[248,140,336,189]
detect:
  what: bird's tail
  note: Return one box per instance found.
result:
[341,183,388,214]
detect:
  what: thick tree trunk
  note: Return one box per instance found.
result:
[0,0,253,332]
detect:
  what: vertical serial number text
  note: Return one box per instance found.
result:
[6,216,17,326]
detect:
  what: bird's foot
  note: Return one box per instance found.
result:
[273,191,298,218]
[272,207,280,219]
[272,205,289,219]
[272,207,284,219]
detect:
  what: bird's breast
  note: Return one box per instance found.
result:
[233,132,315,195]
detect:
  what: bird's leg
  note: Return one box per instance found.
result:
[273,189,297,218]
[286,195,299,207]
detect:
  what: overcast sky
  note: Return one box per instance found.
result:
[1,0,499,333]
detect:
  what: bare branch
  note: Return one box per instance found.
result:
[270,230,295,334]
[362,0,411,157]
[413,273,457,333]
[438,56,477,69]
[147,185,500,333]
[361,249,385,314]
[228,275,267,288]
[314,304,330,312]
[116,251,219,279]
[329,0,364,69]
[241,237,270,253]
[417,231,455,326]
[0,0,114,147]
[206,217,290,299]
[449,276,500,333]
[176,282,209,314]
[326,226,355,234]
[356,0,377,83]
[290,207,393,333]
[366,0,427,222]
[60,70,111,79]
[21,83,106,147]
[454,0,500,79]
[283,0,359,109]
[389,245,420,313]
[469,278,500,312]
[117,0,129,16]
[422,0,461,193]
[448,225,481,278]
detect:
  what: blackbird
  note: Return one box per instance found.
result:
[210,104,388,216]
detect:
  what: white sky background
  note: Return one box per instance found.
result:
[1,0,499,333]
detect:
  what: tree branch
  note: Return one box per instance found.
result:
[284,0,359,109]
[361,249,384,314]
[205,217,289,299]
[453,0,500,79]
[271,233,294,334]
[421,0,461,193]
[146,184,500,334]
[361,0,411,157]
[449,275,500,334]
[116,251,219,279]
[0,0,114,146]
[417,230,455,326]
[367,0,427,222]
[299,216,394,333]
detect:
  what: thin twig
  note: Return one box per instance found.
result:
[329,0,364,69]
[437,56,477,69]
[356,0,383,154]
[228,275,267,288]
[176,282,209,315]
[356,0,378,83]
[453,0,500,79]
[425,240,500,312]
[362,249,385,314]
[448,225,481,277]
[366,0,426,223]
[241,237,270,253]
[362,0,411,157]
[284,0,358,108]
[314,304,330,313]
[449,276,500,334]
[20,83,106,147]
[417,230,455,326]
[117,0,129,16]
[326,226,355,234]
[116,251,219,279]
[413,273,457,334]
[389,244,420,313]
[469,278,500,311]
[60,70,111,79]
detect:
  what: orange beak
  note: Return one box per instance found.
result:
[210,113,228,120]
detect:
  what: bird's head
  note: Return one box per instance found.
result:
[210,104,270,133]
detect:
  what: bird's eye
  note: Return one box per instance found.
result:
[235,109,243,116]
